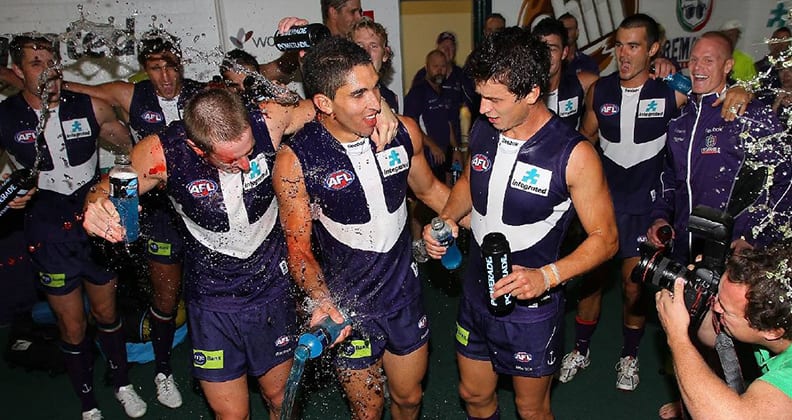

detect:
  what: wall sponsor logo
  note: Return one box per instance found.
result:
[676,0,713,32]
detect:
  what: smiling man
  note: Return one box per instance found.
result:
[647,32,791,261]
[273,36,449,420]
[656,243,792,419]
[422,26,617,420]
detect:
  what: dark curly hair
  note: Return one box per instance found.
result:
[531,18,568,52]
[727,243,792,339]
[302,36,372,100]
[465,26,549,100]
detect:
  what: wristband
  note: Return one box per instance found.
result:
[548,263,561,288]
[540,266,551,291]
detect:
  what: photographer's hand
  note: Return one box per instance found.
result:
[730,238,753,255]
[647,218,674,248]
[656,278,691,343]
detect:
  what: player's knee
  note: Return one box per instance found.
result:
[390,385,423,412]
[515,397,551,420]
[57,318,87,344]
[458,382,495,407]
[212,404,250,420]
[90,303,117,325]
[349,397,385,420]
[259,385,285,412]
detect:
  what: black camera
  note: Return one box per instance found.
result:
[632,205,734,329]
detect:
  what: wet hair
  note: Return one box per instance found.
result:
[531,18,569,50]
[465,26,550,100]
[137,29,182,66]
[698,31,735,56]
[773,26,792,38]
[221,49,259,73]
[349,17,393,77]
[618,13,660,48]
[302,36,372,100]
[9,34,56,66]
[321,0,351,23]
[183,89,250,152]
[727,243,792,339]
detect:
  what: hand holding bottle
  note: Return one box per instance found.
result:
[308,297,352,350]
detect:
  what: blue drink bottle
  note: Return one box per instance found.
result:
[430,217,462,270]
[109,154,139,242]
[297,315,350,359]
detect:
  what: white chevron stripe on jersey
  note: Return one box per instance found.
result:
[317,138,406,253]
[173,159,277,259]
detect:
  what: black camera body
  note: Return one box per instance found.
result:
[632,205,734,329]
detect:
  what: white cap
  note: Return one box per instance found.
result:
[720,19,743,31]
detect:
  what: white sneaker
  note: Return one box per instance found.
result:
[154,372,183,408]
[82,408,103,420]
[557,349,590,383]
[115,384,148,418]
[616,356,640,391]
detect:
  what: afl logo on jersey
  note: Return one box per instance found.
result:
[187,179,218,197]
[514,352,533,363]
[14,130,38,144]
[324,169,356,191]
[600,103,619,116]
[141,111,164,123]
[471,154,491,172]
[275,335,290,347]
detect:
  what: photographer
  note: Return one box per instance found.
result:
[656,243,792,419]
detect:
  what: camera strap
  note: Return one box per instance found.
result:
[715,332,746,394]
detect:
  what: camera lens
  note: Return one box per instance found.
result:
[632,244,688,290]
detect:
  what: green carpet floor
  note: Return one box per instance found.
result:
[0,263,678,419]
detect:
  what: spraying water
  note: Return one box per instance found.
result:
[280,315,350,420]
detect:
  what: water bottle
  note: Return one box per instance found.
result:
[450,161,462,185]
[662,72,691,95]
[0,168,37,218]
[108,154,140,242]
[274,23,331,51]
[481,232,515,316]
[297,315,350,359]
[430,217,462,270]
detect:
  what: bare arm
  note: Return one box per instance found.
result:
[272,145,348,333]
[402,116,450,213]
[0,67,24,90]
[92,97,132,154]
[422,143,474,259]
[579,82,599,142]
[558,140,619,278]
[259,99,316,148]
[83,134,167,242]
[64,80,134,111]
[576,71,599,96]
[491,140,618,301]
